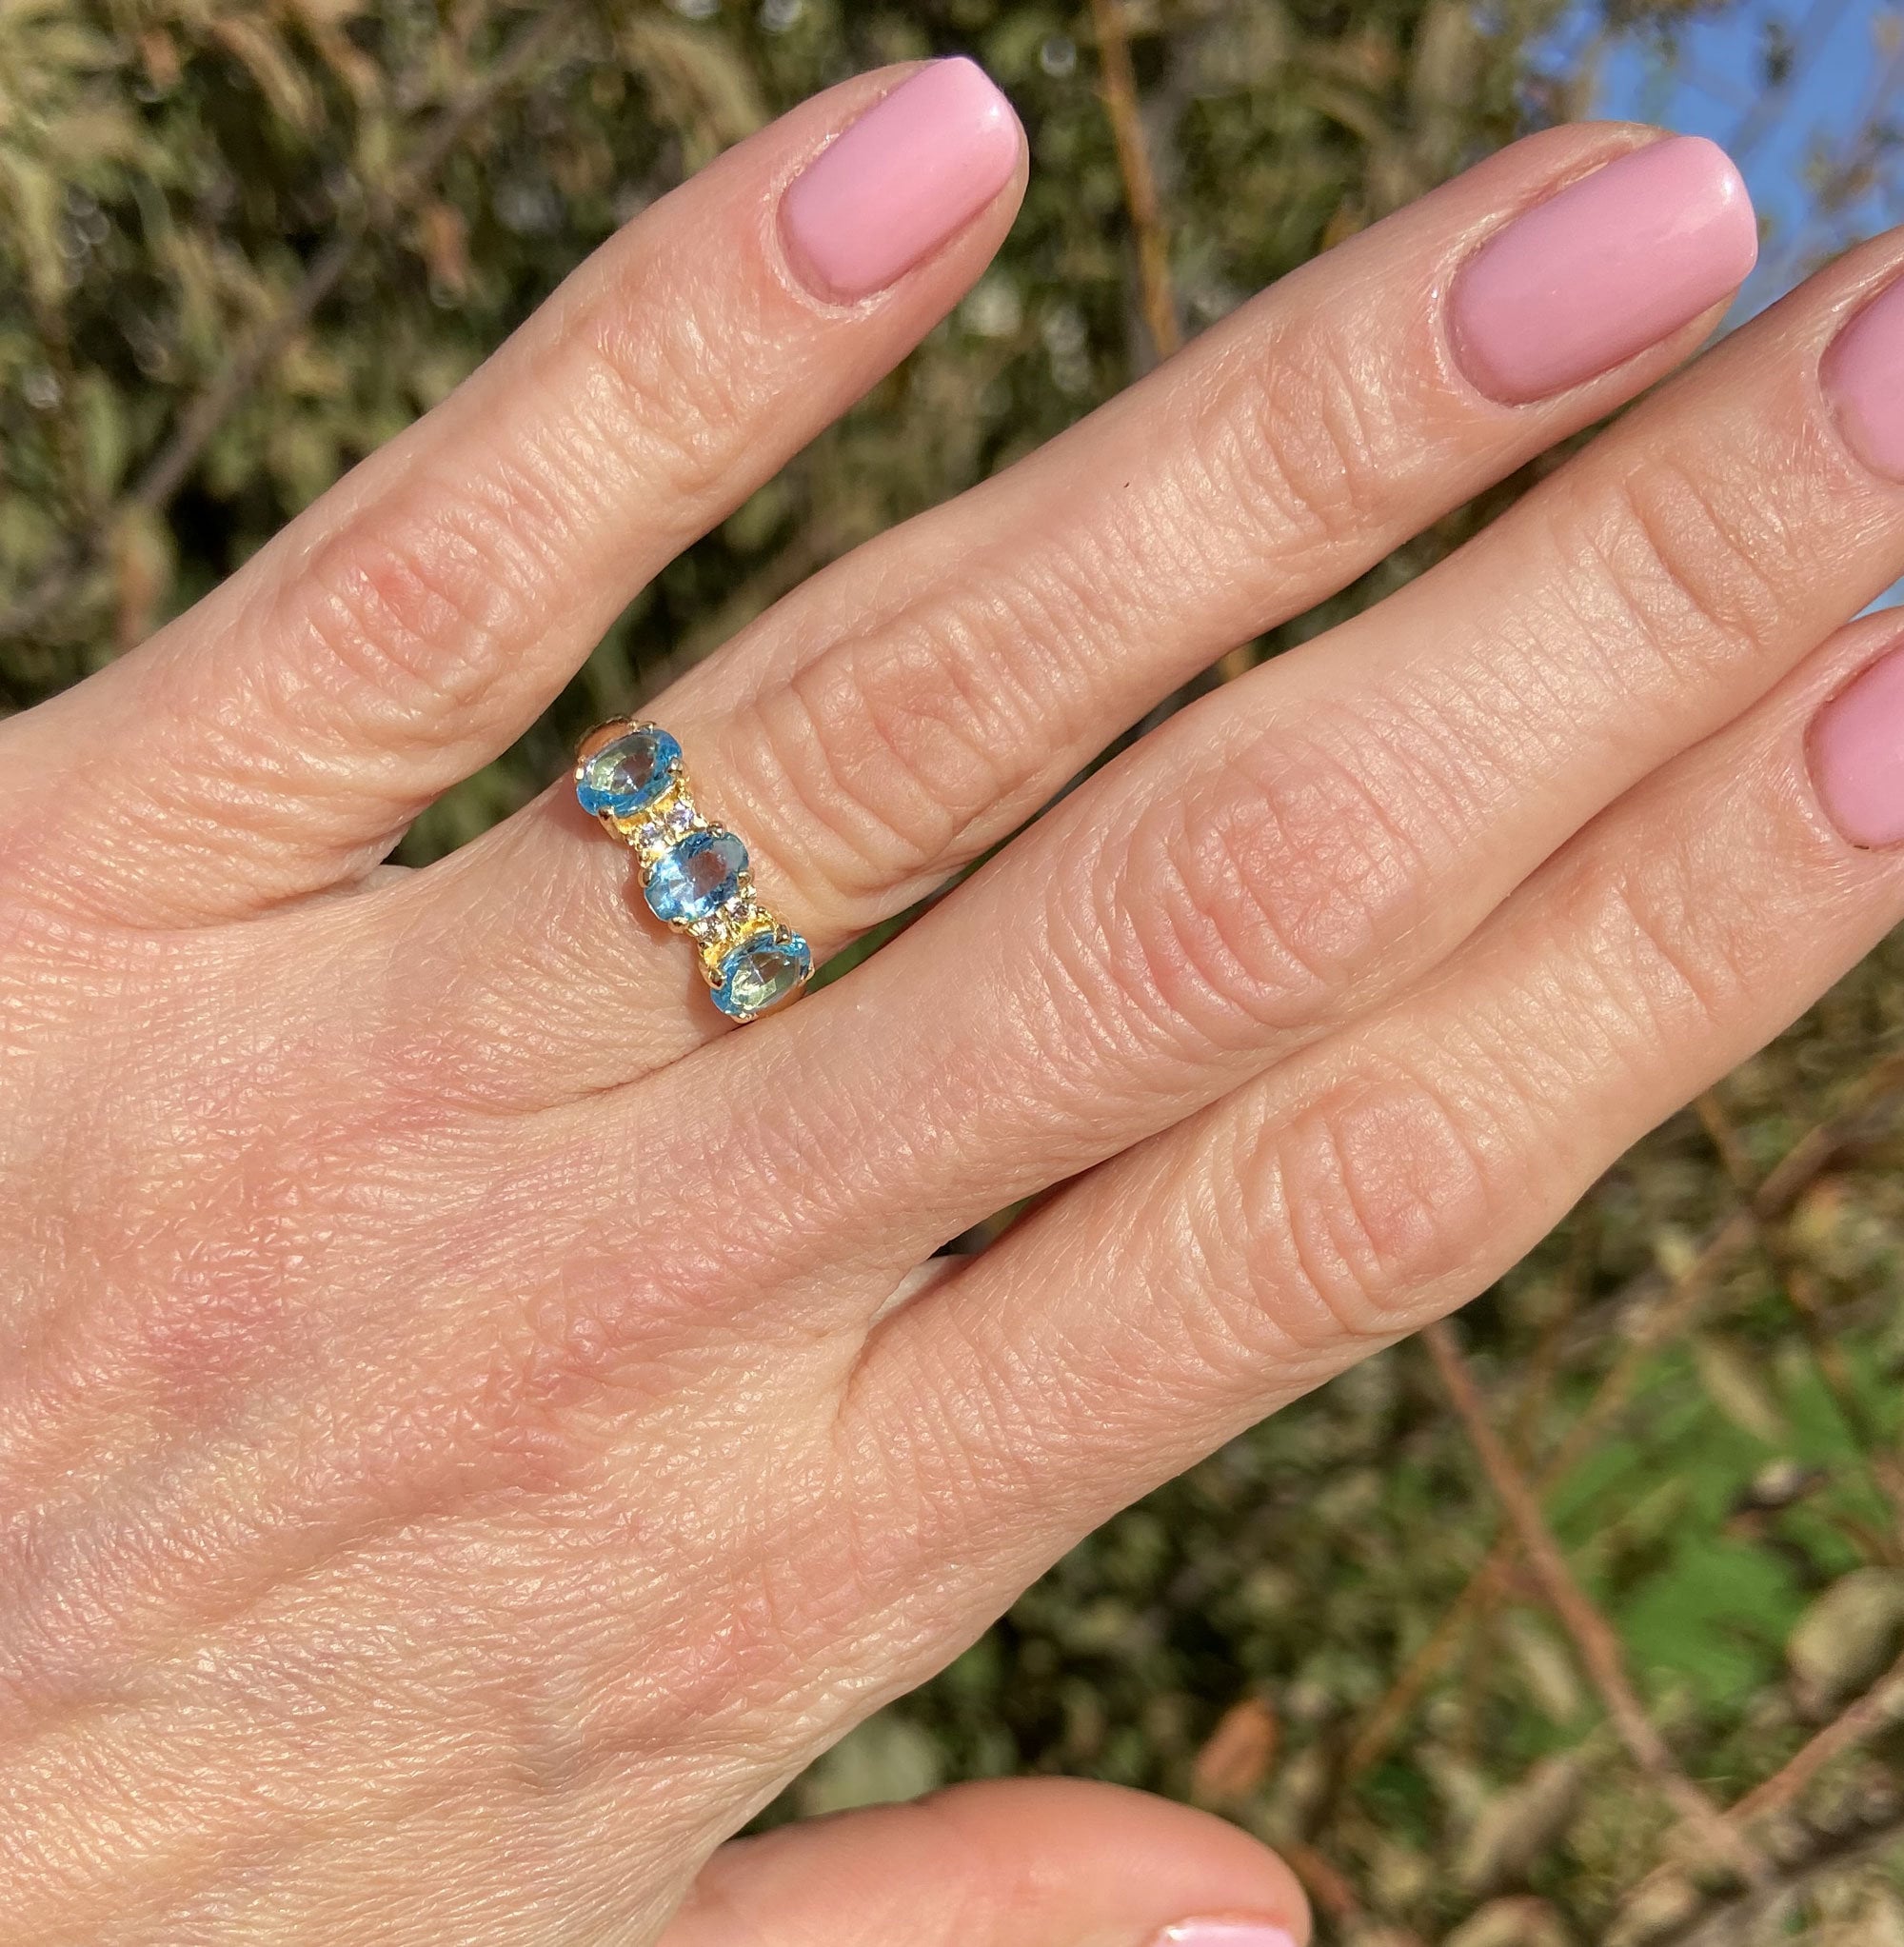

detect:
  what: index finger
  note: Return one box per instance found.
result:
[4,60,1025,926]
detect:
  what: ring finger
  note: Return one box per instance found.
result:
[393,124,1757,1102]
[843,606,1904,1602]
[540,218,1904,1341]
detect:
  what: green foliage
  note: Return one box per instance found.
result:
[0,1,1555,732]
[7,2,1904,1939]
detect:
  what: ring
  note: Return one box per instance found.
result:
[575,720,813,1023]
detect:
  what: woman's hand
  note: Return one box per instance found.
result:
[9,54,1904,1944]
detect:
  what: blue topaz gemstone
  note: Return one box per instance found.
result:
[576,725,682,821]
[645,827,748,924]
[712,932,812,1019]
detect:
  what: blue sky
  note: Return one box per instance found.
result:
[1556,0,1903,313]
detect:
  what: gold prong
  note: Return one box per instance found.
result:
[574,715,641,765]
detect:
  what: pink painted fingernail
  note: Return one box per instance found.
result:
[780,59,1021,302]
[1154,1924,1300,1947]
[1810,642,1904,847]
[1450,135,1757,404]
[1823,274,1904,480]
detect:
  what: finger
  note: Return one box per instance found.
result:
[844,608,1904,1584]
[664,1779,1306,1947]
[4,60,1026,926]
[405,126,1757,1098]
[556,218,1904,1322]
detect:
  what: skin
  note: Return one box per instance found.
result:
[7,60,1904,1947]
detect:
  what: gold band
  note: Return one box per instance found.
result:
[574,720,812,1023]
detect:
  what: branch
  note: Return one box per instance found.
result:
[1696,1089,1904,1540]
[1736,1643,1904,1831]
[1615,1622,1904,1940]
[1636,1793,1904,1947]
[0,1,586,646]
[1336,1060,1904,1794]
[1424,1321,1768,1886]
[1088,0,1180,366]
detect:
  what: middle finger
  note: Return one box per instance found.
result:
[392,125,1755,1103]
[560,217,1904,1332]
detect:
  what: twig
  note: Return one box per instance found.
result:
[1718,0,1856,168]
[1525,1054,1904,1496]
[1341,1234,1617,1797]
[1691,1090,1753,1185]
[1752,29,1904,299]
[1425,1321,1768,1886]
[1335,1546,1507,1788]
[1335,1063,1904,1796]
[1696,1089,1904,1541]
[1279,1836,1428,1947]
[1616,1640,1904,1937]
[1627,1795,1904,1947]
[1732,1639,1904,1830]
[1278,1839,1363,1928]
[1089,1,1268,691]
[1088,0,1180,366]
[0,1,585,646]
[1506,1207,1597,1459]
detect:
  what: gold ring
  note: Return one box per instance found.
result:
[575,720,812,1023]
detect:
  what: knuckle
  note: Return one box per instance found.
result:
[1092,722,1435,1048]
[1556,843,1753,1057]
[1186,315,1418,567]
[1550,453,1793,683]
[1220,1063,1504,1348]
[269,478,548,737]
[736,568,1097,905]
[581,251,772,510]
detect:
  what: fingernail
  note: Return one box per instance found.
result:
[1450,135,1757,404]
[1822,274,1904,480]
[1154,1923,1299,1947]
[1809,642,1904,847]
[781,59,1021,302]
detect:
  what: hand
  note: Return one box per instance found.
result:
[9,55,1904,1945]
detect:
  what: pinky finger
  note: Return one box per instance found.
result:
[848,608,1904,1573]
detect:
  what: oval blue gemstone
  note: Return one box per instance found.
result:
[576,725,682,820]
[645,827,748,924]
[712,932,812,1019]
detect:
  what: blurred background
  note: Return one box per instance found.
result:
[5,2,1904,1939]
